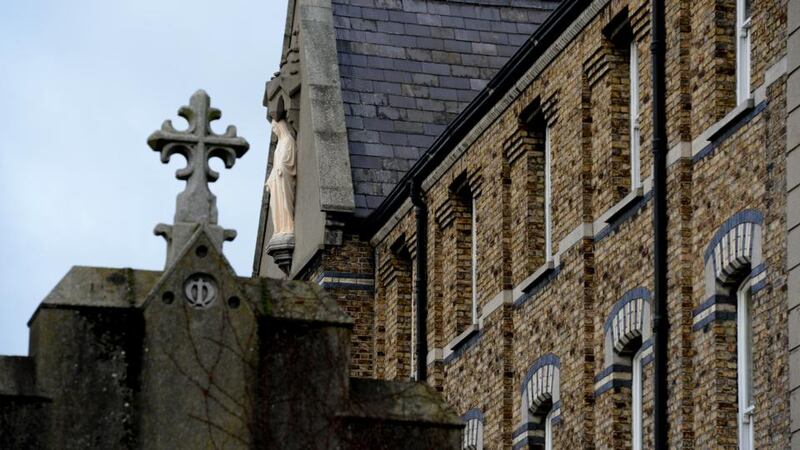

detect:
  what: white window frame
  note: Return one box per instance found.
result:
[737,278,754,450]
[629,40,641,190]
[462,417,483,450]
[736,0,752,104]
[410,263,416,380]
[544,125,553,261]
[632,347,644,450]
[544,409,554,450]
[470,195,478,324]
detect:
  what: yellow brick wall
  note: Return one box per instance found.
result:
[366,0,791,448]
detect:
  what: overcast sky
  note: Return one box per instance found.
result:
[0,1,287,355]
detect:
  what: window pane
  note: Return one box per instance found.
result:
[544,126,552,260]
[737,280,755,450]
[632,348,643,450]
[544,409,553,450]
[737,0,752,102]
[629,40,640,189]
[471,196,477,324]
[744,288,754,406]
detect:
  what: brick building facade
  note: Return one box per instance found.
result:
[256,0,799,447]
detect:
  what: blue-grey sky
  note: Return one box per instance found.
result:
[0,1,287,355]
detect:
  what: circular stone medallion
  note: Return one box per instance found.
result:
[183,273,218,309]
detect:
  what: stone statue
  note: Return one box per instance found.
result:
[265,119,297,275]
[266,119,297,236]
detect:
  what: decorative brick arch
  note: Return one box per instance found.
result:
[703,209,763,284]
[521,353,560,416]
[693,210,768,448]
[595,287,652,397]
[462,409,484,450]
[513,354,560,449]
[694,209,766,330]
[604,287,652,354]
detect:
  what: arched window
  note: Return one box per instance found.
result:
[601,9,641,193]
[543,409,553,450]
[514,354,560,449]
[544,124,553,261]
[437,171,483,339]
[451,177,479,326]
[699,210,765,449]
[631,347,644,450]
[470,190,478,324]
[628,38,641,190]
[598,287,652,449]
[737,277,754,450]
[462,409,484,450]
[376,237,415,380]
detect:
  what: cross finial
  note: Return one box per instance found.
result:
[148,90,250,267]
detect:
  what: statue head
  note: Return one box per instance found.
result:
[271,119,293,141]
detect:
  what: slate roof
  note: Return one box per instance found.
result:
[331,0,561,216]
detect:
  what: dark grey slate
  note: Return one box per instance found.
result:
[421,61,451,75]
[405,23,432,36]
[441,15,464,28]
[426,52,456,66]
[351,155,385,169]
[429,87,459,101]
[417,13,442,26]
[463,18,492,31]
[416,37,445,50]
[362,6,390,20]
[393,59,423,72]
[430,27,455,39]
[439,76,472,89]
[407,134,435,147]
[388,10,418,23]
[332,0,561,216]
[384,69,413,83]
[444,39,473,53]
[388,94,416,108]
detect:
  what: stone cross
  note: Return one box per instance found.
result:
[148,90,249,266]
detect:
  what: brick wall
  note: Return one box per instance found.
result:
[375,237,413,380]
[505,126,546,287]
[303,232,376,379]
[365,0,792,447]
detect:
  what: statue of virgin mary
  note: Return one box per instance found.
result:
[266,119,297,236]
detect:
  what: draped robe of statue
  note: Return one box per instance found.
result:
[266,120,297,237]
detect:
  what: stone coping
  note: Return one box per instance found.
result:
[344,378,463,427]
[31,265,353,327]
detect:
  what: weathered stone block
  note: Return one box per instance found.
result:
[788,148,800,193]
[791,0,800,35]
[791,226,800,272]
[791,307,800,352]
[791,348,800,390]
[793,388,800,433]
[30,307,143,449]
[789,70,800,115]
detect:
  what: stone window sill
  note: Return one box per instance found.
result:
[426,348,444,365]
[513,260,555,300]
[598,187,645,226]
[704,97,755,143]
[443,324,479,359]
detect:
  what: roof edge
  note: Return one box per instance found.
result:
[365,0,592,239]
